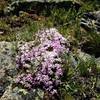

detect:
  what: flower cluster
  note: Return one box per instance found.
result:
[16,28,70,95]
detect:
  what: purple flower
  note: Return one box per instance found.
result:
[16,28,70,95]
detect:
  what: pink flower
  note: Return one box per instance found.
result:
[16,28,70,95]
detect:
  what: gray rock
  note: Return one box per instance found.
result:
[77,50,100,70]
[80,11,100,33]
[0,86,5,97]
[77,49,92,61]
[0,85,23,100]
[0,41,16,70]
[0,42,17,98]
[0,41,45,99]
[0,84,44,100]
[0,68,5,79]
[80,14,100,57]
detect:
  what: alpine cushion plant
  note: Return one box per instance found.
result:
[16,28,70,96]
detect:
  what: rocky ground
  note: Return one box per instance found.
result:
[0,38,100,100]
[0,0,100,100]
[0,41,45,100]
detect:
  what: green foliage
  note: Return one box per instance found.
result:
[77,57,96,76]
[0,0,100,99]
[59,54,99,99]
[0,20,11,33]
[16,22,38,41]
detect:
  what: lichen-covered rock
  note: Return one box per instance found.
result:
[0,41,45,100]
[0,41,16,71]
[0,85,23,100]
[78,49,92,61]
[0,41,17,98]
[0,83,44,100]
